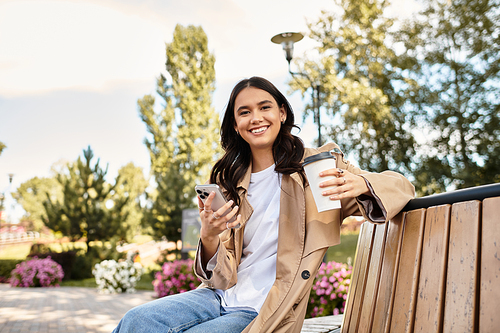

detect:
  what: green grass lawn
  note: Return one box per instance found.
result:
[0,243,32,260]
[60,271,155,290]
[325,232,359,265]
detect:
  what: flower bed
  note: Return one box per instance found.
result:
[10,257,64,287]
[92,259,143,293]
[307,261,352,318]
[153,259,200,298]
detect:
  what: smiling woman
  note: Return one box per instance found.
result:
[112,76,415,333]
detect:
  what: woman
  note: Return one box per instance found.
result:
[113,77,414,333]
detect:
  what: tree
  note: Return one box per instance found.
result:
[0,141,5,156]
[139,24,220,241]
[43,146,128,252]
[289,0,418,174]
[16,176,63,232]
[110,162,148,242]
[397,0,500,193]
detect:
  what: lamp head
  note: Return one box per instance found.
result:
[271,32,304,63]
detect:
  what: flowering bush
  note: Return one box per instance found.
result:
[307,261,352,318]
[92,259,143,294]
[153,259,201,298]
[10,257,64,288]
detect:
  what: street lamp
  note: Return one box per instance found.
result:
[271,32,323,147]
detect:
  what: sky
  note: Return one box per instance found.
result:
[0,0,420,221]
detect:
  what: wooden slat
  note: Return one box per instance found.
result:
[341,222,369,332]
[358,222,388,332]
[344,222,375,333]
[443,201,480,332]
[371,213,405,333]
[479,197,500,332]
[389,209,426,333]
[413,204,451,333]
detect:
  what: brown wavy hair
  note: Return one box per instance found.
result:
[210,76,306,205]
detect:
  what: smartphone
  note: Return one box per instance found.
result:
[195,184,238,225]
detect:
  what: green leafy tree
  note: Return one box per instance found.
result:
[111,162,149,242]
[0,141,6,156]
[43,146,128,252]
[397,0,500,194]
[139,24,220,242]
[289,0,417,174]
[16,176,63,232]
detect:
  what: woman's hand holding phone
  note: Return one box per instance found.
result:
[197,186,241,266]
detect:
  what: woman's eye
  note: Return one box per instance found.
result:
[262,105,271,110]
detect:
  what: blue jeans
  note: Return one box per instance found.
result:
[113,288,258,333]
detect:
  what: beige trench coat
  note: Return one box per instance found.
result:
[194,143,415,332]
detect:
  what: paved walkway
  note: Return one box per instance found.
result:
[0,283,155,332]
[0,283,343,333]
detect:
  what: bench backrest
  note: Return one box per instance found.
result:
[341,194,500,332]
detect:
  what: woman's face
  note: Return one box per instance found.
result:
[233,87,286,156]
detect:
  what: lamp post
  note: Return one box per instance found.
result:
[271,32,322,147]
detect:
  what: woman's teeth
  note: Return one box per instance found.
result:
[252,127,266,134]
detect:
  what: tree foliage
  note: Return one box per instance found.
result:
[397,0,500,194]
[43,147,128,251]
[110,162,148,242]
[0,141,6,156]
[139,24,220,241]
[290,0,417,174]
[16,176,63,232]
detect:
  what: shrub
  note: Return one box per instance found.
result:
[153,259,200,298]
[10,257,64,288]
[92,259,143,293]
[307,261,352,318]
[71,252,94,280]
[0,259,23,282]
[28,251,76,280]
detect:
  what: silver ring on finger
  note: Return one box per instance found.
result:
[213,213,220,220]
[226,222,230,230]
[343,177,346,184]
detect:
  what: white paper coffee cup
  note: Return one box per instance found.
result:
[303,152,341,212]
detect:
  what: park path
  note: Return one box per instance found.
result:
[0,283,155,332]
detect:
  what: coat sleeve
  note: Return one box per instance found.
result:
[193,231,239,290]
[318,143,415,224]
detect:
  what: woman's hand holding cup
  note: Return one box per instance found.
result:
[319,168,370,200]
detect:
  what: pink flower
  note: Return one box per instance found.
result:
[10,257,64,288]
[153,259,201,298]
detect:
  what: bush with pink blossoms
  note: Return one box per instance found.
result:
[10,257,64,288]
[153,259,201,298]
[307,261,352,318]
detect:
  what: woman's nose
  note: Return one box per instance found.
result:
[251,111,263,123]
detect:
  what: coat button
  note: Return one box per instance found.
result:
[301,270,311,280]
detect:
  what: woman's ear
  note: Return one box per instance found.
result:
[280,106,286,123]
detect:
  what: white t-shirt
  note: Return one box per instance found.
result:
[208,164,281,313]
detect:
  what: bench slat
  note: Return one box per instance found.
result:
[358,223,388,332]
[344,222,375,333]
[479,196,500,331]
[443,200,480,332]
[413,204,451,333]
[371,214,405,333]
[389,209,426,333]
[340,222,367,331]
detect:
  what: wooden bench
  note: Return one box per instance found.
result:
[339,183,500,333]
